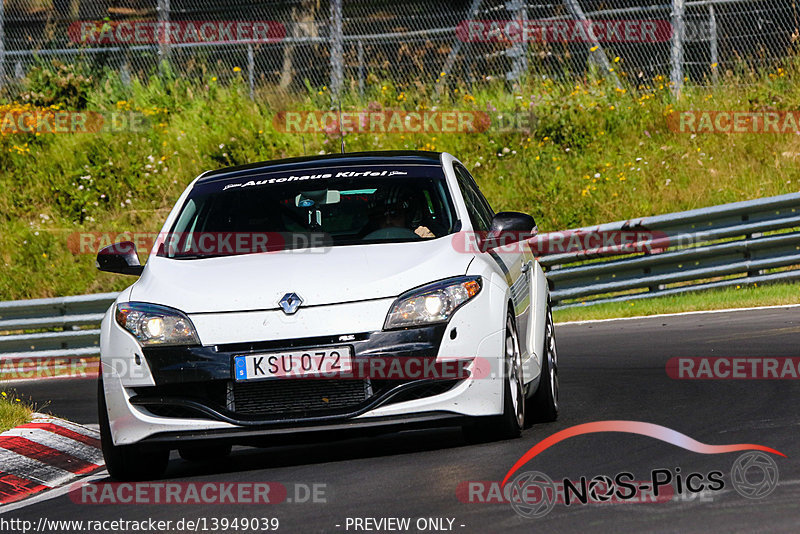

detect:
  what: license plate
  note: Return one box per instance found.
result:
[233,346,353,381]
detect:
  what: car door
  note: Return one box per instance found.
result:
[453,164,534,361]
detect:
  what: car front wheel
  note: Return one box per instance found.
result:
[463,311,525,442]
[98,378,169,481]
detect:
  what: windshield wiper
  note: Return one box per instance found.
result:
[168,254,229,260]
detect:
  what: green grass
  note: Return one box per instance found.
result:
[1,58,800,300]
[553,281,800,323]
[0,390,32,433]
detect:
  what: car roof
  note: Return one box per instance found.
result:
[197,151,444,184]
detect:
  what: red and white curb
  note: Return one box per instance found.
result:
[0,413,103,506]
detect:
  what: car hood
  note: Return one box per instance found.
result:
[130,238,474,313]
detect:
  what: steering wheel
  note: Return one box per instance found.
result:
[363,227,420,240]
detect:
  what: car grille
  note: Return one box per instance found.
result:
[232,379,369,417]
[131,376,459,422]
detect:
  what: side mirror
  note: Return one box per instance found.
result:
[96,241,144,276]
[485,212,537,248]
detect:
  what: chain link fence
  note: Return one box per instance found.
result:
[1,0,798,96]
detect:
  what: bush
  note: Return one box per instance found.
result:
[18,61,96,109]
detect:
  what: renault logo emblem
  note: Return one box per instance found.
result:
[279,292,303,315]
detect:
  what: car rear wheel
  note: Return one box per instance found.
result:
[98,378,169,481]
[463,312,525,443]
[527,304,559,422]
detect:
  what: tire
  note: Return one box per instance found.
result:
[463,312,525,443]
[527,304,559,423]
[179,444,232,463]
[98,378,169,481]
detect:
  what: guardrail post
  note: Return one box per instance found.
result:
[746,230,760,277]
[645,265,660,292]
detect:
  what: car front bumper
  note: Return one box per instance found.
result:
[100,289,506,446]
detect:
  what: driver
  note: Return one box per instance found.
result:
[370,186,434,238]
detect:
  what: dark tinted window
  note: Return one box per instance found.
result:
[454,164,494,232]
[162,165,458,258]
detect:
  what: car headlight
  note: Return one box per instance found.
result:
[384,276,482,329]
[115,302,200,346]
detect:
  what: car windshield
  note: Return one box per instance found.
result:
[159,164,458,258]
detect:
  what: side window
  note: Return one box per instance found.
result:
[471,179,495,224]
[454,164,494,232]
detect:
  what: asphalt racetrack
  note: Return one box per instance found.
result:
[5,306,799,533]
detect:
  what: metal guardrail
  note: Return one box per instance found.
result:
[541,192,800,309]
[1,192,800,367]
[0,293,117,378]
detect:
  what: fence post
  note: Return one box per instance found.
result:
[329,0,344,95]
[670,0,685,97]
[505,0,527,83]
[708,3,718,84]
[563,0,621,88]
[0,0,5,91]
[120,61,131,86]
[158,0,171,70]
[436,0,482,95]
[247,43,255,99]
[357,39,364,98]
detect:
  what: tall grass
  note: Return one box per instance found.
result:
[1,58,799,299]
[0,390,31,432]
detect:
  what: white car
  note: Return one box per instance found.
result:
[96,151,558,480]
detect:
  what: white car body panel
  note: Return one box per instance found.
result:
[131,239,472,314]
[188,299,395,346]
